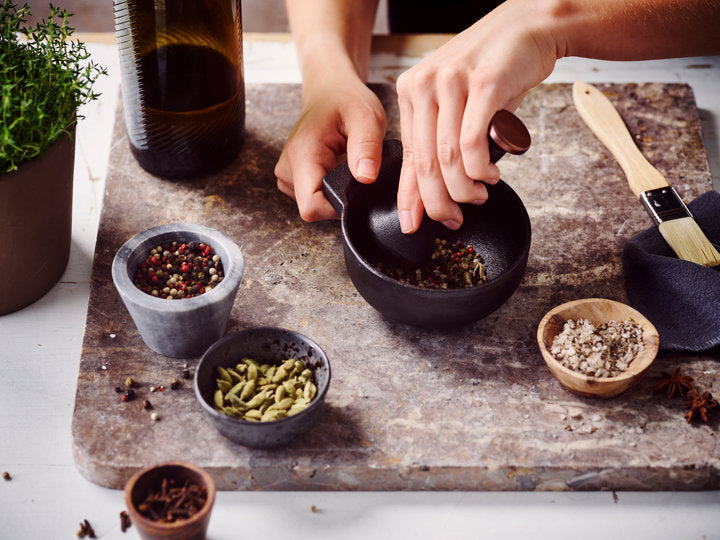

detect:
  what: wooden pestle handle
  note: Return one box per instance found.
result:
[572,80,669,198]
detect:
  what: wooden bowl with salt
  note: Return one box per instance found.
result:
[537,298,659,398]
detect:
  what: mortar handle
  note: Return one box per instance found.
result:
[322,139,403,217]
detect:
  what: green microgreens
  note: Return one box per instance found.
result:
[0,1,106,172]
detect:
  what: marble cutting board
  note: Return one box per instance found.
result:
[72,82,719,491]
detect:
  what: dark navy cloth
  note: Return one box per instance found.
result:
[622,190,720,352]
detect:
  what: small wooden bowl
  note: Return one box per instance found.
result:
[537,298,659,398]
[124,461,216,540]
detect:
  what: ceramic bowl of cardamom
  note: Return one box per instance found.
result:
[193,327,331,448]
[537,298,659,398]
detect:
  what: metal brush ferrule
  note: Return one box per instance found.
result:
[640,186,692,226]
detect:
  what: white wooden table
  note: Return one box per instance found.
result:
[1,34,718,539]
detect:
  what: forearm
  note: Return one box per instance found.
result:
[285,0,379,85]
[539,0,720,60]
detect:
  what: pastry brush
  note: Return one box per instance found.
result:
[572,80,720,267]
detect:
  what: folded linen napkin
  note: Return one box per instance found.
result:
[622,189,720,352]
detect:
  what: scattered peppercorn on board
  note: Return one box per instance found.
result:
[72,83,719,491]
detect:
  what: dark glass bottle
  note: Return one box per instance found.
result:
[114,0,245,178]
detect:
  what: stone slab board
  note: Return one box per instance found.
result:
[72,83,719,491]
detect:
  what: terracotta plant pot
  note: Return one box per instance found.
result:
[0,130,76,315]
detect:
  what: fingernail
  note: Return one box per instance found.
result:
[357,158,376,180]
[442,219,461,230]
[399,210,414,233]
[471,199,487,205]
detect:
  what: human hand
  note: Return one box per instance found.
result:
[275,77,386,222]
[395,0,556,233]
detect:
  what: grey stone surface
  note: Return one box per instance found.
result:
[72,83,720,491]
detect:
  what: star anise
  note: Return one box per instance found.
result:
[684,389,719,423]
[654,367,696,398]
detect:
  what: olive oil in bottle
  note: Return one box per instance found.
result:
[114,0,245,178]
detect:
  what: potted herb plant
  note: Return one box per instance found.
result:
[0,1,105,315]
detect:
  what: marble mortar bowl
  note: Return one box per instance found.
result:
[112,222,244,358]
[537,298,659,398]
[194,327,331,448]
[124,460,216,540]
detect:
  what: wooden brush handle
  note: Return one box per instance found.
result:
[572,80,669,198]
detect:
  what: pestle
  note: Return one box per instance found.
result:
[367,109,531,267]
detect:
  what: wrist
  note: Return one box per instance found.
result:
[295,32,369,85]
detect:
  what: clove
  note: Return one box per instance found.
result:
[136,477,207,523]
[76,519,96,538]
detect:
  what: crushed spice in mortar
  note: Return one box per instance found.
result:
[376,238,487,289]
[550,318,644,377]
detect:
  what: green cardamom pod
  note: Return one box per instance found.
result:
[271,366,288,383]
[282,359,296,372]
[226,393,246,409]
[227,367,244,382]
[214,389,224,409]
[288,402,309,416]
[217,366,233,383]
[213,357,319,421]
[265,365,276,380]
[226,381,245,398]
[223,406,242,418]
[244,390,268,410]
[242,358,259,369]
[239,378,256,400]
[267,397,293,412]
[216,379,232,393]
[244,409,262,420]
[261,409,287,422]
[303,380,317,400]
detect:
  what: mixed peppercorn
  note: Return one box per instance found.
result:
[133,241,224,299]
[377,238,487,289]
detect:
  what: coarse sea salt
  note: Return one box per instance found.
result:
[550,318,644,377]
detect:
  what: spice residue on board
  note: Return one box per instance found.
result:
[550,318,644,377]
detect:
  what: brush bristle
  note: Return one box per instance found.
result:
[658,216,720,267]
